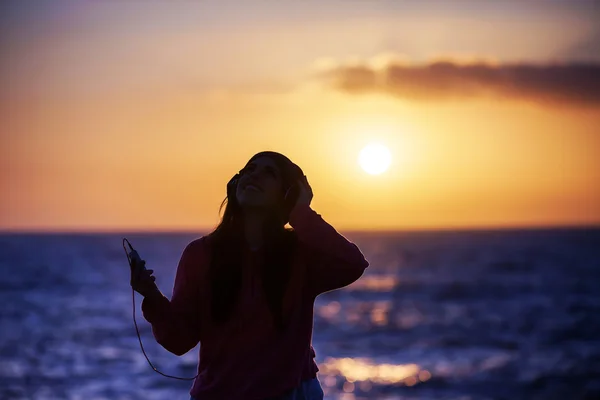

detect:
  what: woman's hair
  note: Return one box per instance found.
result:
[206,151,304,332]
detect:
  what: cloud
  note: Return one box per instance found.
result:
[560,29,600,62]
[318,58,600,106]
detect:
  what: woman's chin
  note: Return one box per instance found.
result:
[238,199,268,210]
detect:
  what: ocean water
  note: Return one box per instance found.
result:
[1,229,599,400]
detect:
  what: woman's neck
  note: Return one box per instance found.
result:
[243,210,266,250]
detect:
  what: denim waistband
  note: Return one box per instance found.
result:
[190,377,324,400]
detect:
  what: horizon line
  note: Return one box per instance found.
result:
[1,223,599,235]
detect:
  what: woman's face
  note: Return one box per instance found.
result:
[235,156,285,209]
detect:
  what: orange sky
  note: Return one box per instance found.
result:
[1,0,599,232]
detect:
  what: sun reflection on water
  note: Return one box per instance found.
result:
[319,357,431,386]
[317,301,342,319]
[370,301,391,326]
[347,275,399,291]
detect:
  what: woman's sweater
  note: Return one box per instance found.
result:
[141,204,369,399]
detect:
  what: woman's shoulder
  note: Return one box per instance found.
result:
[188,234,210,248]
[180,235,213,265]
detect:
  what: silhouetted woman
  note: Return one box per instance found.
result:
[130,151,369,400]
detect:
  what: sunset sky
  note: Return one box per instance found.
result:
[1,0,599,232]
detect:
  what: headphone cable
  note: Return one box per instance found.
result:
[123,238,199,381]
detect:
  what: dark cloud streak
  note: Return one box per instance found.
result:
[320,60,600,106]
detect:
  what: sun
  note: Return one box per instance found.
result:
[358,143,392,175]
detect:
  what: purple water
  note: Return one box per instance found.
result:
[1,229,599,400]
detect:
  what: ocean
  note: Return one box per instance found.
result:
[1,229,599,400]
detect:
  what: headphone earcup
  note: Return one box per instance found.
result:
[227,174,240,200]
[283,182,300,216]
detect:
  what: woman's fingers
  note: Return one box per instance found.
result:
[131,261,153,287]
[142,269,156,284]
[294,176,313,206]
[129,256,159,297]
[134,263,145,281]
[139,269,151,281]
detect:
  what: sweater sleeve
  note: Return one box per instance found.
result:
[288,204,369,296]
[141,237,207,356]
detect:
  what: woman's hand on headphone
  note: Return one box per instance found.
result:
[295,175,313,208]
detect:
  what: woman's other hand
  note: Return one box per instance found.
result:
[295,175,313,208]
